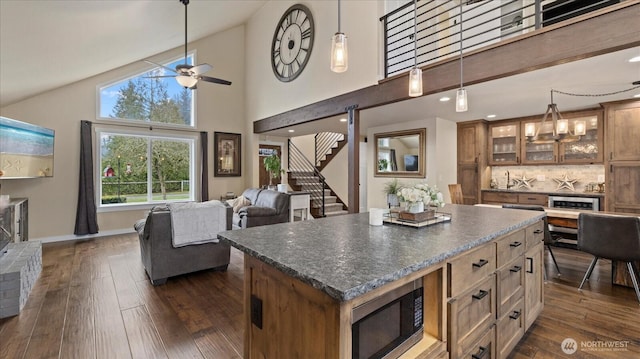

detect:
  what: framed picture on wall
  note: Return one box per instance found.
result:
[214,132,241,177]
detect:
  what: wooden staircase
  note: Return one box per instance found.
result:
[316,135,347,171]
[288,171,348,218]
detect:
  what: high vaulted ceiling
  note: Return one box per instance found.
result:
[0,0,267,107]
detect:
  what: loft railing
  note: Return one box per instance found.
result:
[288,140,327,217]
[315,132,345,167]
[380,0,621,78]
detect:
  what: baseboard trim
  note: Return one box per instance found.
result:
[33,228,136,244]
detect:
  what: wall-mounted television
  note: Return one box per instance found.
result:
[0,116,55,179]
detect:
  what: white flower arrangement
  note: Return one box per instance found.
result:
[396,183,445,208]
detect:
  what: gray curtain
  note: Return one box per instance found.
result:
[74,120,99,235]
[389,149,398,171]
[200,131,209,201]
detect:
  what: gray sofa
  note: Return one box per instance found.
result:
[134,204,232,285]
[232,188,290,229]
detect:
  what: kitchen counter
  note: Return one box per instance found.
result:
[482,188,604,198]
[218,204,543,301]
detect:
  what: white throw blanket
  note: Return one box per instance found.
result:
[167,201,226,247]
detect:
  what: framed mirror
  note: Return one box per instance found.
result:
[374,128,426,178]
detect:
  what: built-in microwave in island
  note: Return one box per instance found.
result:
[351,278,424,359]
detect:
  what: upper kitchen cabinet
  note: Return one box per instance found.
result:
[558,112,603,164]
[488,121,520,165]
[520,119,558,165]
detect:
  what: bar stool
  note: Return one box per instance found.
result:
[502,204,561,275]
[578,212,640,303]
[448,184,464,204]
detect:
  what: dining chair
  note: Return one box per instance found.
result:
[448,184,464,205]
[502,204,561,275]
[577,212,640,303]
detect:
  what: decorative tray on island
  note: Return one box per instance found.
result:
[383,209,452,228]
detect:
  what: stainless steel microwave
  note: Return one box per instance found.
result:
[351,278,423,359]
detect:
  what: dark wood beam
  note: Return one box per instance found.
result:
[347,107,360,213]
[254,3,640,133]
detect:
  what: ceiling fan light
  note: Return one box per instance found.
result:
[331,32,348,73]
[408,67,423,97]
[456,88,468,112]
[176,75,198,88]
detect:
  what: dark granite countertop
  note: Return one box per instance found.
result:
[218,204,544,302]
[482,188,605,198]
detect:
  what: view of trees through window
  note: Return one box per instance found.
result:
[98,56,196,206]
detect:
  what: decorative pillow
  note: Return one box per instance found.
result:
[232,196,251,213]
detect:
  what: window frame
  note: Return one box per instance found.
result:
[96,52,198,129]
[95,126,199,212]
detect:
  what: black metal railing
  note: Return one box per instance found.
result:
[288,140,327,217]
[314,132,345,167]
[380,0,620,78]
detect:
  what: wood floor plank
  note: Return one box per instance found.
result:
[22,287,68,359]
[121,305,168,359]
[193,327,242,359]
[93,276,132,359]
[109,253,144,310]
[59,283,95,359]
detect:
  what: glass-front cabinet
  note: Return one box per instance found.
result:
[489,122,520,165]
[558,114,603,163]
[521,120,558,164]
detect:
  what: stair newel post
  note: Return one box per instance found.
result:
[287,139,291,172]
[320,177,326,217]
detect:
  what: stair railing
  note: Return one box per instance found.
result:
[314,132,345,167]
[288,140,326,217]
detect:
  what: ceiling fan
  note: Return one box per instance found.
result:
[144,0,231,89]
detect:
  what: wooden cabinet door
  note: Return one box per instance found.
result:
[606,102,640,162]
[457,121,489,205]
[524,242,543,331]
[607,163,640,214]
[459,165,479,205]
[458,123,481,165]
[489,122,520,165]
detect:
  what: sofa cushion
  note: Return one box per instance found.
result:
[255,189,289,215]
[242,188,262,204]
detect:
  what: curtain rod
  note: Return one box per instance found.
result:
[92,119,204,134]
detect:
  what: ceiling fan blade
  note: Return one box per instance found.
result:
[199,75,232,86]
[190,63,213,75]
[143,75,176,79]
[144,60,177,73]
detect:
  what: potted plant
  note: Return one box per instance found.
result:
[263,153,284,190]
[377,158,389,171]
[383,178,402,208]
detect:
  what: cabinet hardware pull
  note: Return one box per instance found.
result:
[472,290,489,300]
[610,164,613,173]
[516,156,519,163]
[509,241,522,247]
[510,265,522,273]
[533,229,543,234]
[527,197,536,200]
[509,310,522,320]
[472,346,488,359]
[472,259,489,268]
[526,257,534,273]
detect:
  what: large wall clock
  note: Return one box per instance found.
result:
[271,4,314,82]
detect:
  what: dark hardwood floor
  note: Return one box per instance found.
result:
[1,234,639,359]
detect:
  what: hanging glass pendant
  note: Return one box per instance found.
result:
[456,88,468,112]
[408,67,423,97]
[331,32,348,73]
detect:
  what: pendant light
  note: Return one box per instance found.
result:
[408,0,422,97]
[331,0,348,73]
[455,1,468,112]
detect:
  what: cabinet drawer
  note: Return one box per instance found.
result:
[517,193,548,206]
[496,256,524,318]
[482,191,518,204]
[460,326,496,359]
[448,243,496,297]
[525,221,545,249]
[496,299,524,359]
[496,229,525,268]
[448,275,496,359]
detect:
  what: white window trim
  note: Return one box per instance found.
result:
[95,126,199,212]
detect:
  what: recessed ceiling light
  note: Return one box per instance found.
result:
[629,56,640,63]
[288,129,295,133]
[439,96,450,102]
[634,94,640,98]
[339,118,347,122]
[486,114,497,118]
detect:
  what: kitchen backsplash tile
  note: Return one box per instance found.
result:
[491,165,605,193]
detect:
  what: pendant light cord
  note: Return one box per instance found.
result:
[414,0,418,67]
[338,0,341,33]
[184,0,188,64]
[459,1,463,88]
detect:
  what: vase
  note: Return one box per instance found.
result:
[406,201,424,213]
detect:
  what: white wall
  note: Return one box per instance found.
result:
[365,117,457,210]
[245,1,382,188]
[0,26,247,240]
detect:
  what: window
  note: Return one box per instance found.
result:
[98,54,195,127]
[97,129,196,208]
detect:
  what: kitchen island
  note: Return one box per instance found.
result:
[218,204,546,359]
